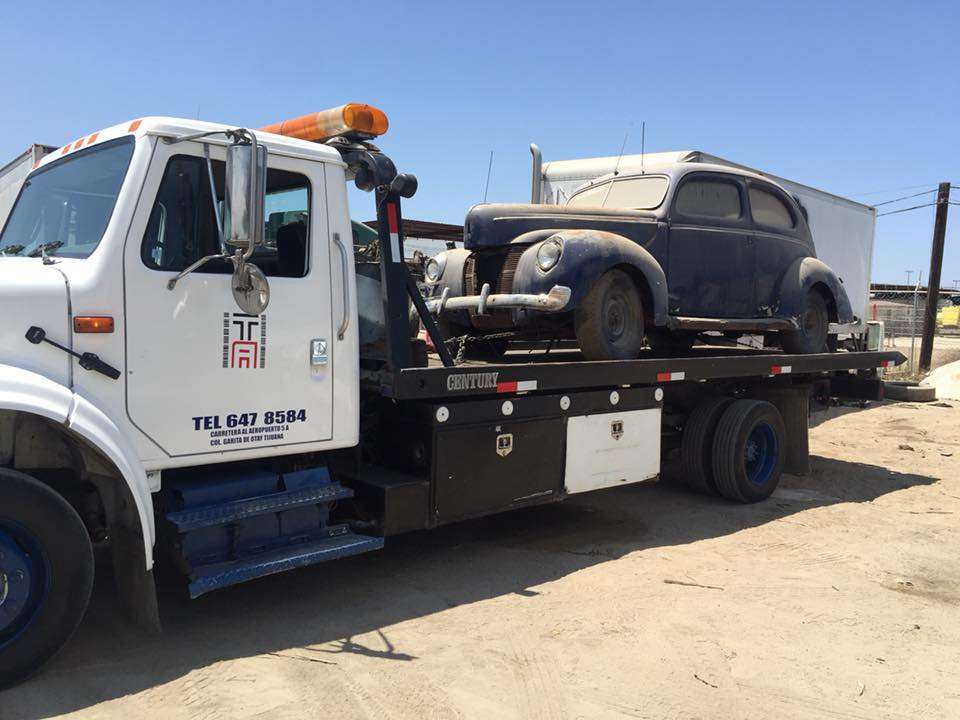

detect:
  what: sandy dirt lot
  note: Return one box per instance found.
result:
[5,399,960,720]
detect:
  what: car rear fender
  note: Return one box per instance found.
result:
[776,257,855,325]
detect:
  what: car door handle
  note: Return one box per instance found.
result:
[333,232,350,340]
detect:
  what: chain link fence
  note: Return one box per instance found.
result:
[870,289,960,378]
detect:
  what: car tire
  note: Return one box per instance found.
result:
[0,469,95,688]
[574,269,645,360]
[781,290,830,354]
[711,400,786,503]
[680,396,734,496]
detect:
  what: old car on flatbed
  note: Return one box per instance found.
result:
[423,163,855,360]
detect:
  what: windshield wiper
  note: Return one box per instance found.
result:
[0,244,25,256]
[27,241,63,259]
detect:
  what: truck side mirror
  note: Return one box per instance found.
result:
[224,140,267,256]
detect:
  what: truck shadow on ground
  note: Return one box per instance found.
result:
[4,455,937,717]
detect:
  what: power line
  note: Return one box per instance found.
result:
[873,188,938,206]
[877,202,937,217]
[851,183,941,198]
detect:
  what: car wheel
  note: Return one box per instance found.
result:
[681,396,735,496]
[711,400,786,503]
[782,290,829,354]
[574,269,645,360]
[0,469,95,688]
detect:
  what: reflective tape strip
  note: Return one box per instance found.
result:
[497,380,537,393]
[656,371,685,382]
[879,360,894,368]
[771,365,792,375]
[386,203,401,263]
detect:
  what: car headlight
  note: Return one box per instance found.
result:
[536,237,563,272]
[424,252,447,283]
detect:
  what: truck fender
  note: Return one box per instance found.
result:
[511,229,669,325]
[775,257,855,325]
[0,364,155,569]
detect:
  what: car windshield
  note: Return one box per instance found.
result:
[0,136,135,259]
[566,174,669,210]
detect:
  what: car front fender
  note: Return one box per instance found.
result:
[0,364,155,569]
[776,257,855,325]
[511,229,669,325]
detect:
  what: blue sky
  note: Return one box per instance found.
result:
[1,0,957,284]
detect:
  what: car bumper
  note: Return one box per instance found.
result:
[425,283,572,315]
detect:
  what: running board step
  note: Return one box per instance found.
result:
[188,532,384,598]
[668,316,798,332]
[166,483,353,531]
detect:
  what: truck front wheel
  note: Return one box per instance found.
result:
[0,469,94,688]
[574,269,645,360]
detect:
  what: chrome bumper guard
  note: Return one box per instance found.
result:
[426,283,572,315]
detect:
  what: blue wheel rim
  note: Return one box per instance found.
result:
[0,520,49,648]
[744,422,778,486]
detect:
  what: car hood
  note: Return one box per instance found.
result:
[464,203,658,250]
[0,259,71,386]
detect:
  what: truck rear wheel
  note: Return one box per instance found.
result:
[711,400,785,503]
[574,269,645,360]
[0,469,94,688]
[680,396,734,495]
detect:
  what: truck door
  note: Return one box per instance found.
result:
[123,140,334,457]
[667,173,755,318]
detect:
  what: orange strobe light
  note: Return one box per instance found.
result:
[74,316,114,333]
[259,104,388,142]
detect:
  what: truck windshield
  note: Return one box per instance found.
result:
[0,136,135,259]
[566,175,669,210]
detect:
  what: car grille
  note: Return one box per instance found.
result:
[462,246,526,329]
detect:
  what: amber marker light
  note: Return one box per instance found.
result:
[259,103,389,142]
[74,316,115,334]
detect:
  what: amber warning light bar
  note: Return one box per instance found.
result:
[259,104,388,143]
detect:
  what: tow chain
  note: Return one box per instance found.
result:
[444,331,518,365]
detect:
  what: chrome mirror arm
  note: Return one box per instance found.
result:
[166,252,230,290]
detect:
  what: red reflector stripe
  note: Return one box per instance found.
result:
[496,381,517,393]
[387,203,398,234]
[656,371,685,382]
[496,380,537,393]
[656,372,671,382]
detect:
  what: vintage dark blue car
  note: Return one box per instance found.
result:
[423,162,855,360]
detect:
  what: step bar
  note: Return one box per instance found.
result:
[188,531,385,598]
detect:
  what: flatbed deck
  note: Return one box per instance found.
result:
[393,348,905,400]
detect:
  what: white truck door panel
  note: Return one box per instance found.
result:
[123,141,334,458]
[564,408,661,494]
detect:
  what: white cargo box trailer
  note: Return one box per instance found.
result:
[0,144,56,233]
[536,150,876,334]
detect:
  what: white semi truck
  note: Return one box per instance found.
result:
[0,105,902,685]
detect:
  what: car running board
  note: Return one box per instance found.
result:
[668,316,799,332]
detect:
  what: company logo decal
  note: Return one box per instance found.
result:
[223,312,267,369]
[446,372,499,392]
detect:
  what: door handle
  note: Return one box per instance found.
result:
[333,232,350,340]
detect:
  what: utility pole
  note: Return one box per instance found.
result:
[919,182,951,373]
[905,270,914,287]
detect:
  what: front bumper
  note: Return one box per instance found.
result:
[425,282,571,315]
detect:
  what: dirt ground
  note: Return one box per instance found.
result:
[5,399,960,720]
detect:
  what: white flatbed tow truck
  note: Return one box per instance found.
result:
[0,104,904,686]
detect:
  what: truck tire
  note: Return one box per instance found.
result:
[0,469,94,688]
[781,290,829,354]
[575,269,645,360]
[711,400,785,503]
[680,396,734,495]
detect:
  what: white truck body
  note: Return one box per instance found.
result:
[0,144,56,232]
[539,151,876,333]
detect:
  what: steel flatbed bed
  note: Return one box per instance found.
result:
[391,348,905,400]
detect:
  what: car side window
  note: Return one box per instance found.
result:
[749,185,795,229]
[142,154,311,278]
[674,177,742,220]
